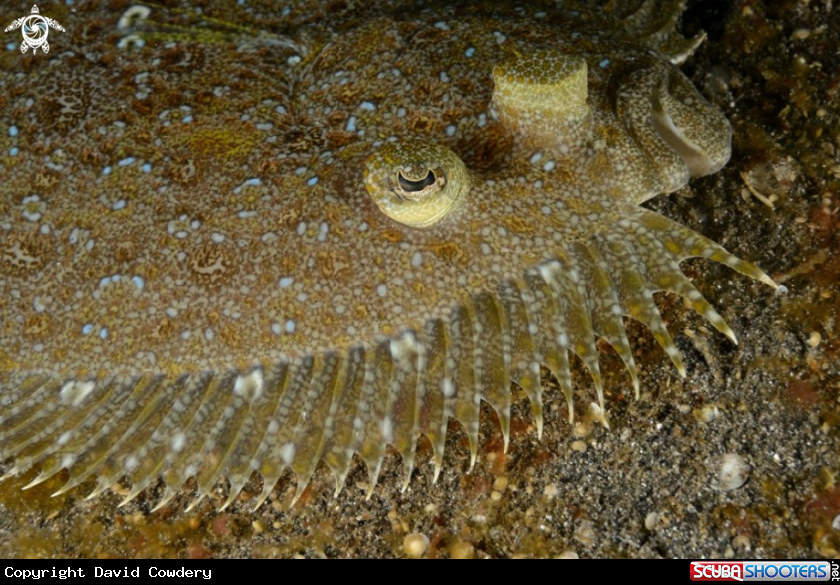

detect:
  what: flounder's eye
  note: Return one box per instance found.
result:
[397,168,442,196]
[364,141,469,229]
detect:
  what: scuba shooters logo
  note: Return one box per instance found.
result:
[690,561,837,582]
[5,4,64,54]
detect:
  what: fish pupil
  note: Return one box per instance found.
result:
[397,168,440,193]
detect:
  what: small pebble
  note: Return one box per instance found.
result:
[403,533,429,559]
[450,540,474,559]
[574,520,596,546]
[719,453,751,490]
[694,405,721,423]
[556,550,579,559]
[724,546,735,559]
[733,534,751,551]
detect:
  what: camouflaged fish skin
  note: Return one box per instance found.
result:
[0,0,775,510]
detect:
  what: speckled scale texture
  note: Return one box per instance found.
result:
[0,0,774,510]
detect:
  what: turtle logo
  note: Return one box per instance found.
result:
[5,5,65,54]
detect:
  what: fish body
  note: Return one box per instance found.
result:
[0,0,774,510]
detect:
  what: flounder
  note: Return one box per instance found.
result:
[0,0,776,511]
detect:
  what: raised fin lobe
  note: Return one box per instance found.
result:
[356,341,393,498]
[49,374,169,497]
[0,377,68,454]
[196,366,269,509]
[577,242,641,398]
[109,373,214,505]
[250,357,308,510]
[186,369,266,510]
[321,346,366,497]
[471,291,512,451]
[9,378,124,479]
[601,238,687,377]
[387,332,423,491]
[157,371,238,510]
[0,375,56,432]
[288,352,343,505]
[524,268,575,423]
[220,361,291,510]
[624,225,737,344]
[418,319,451,482]
[636,211,778,289]
[541,255,605,412]
[498,279,544,438]
[448,302,481,467]
[104,374,209,503]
